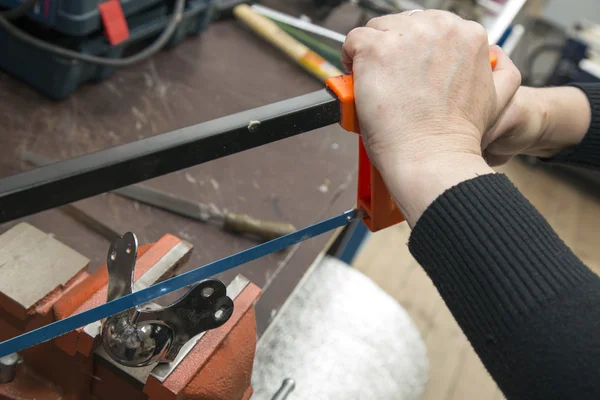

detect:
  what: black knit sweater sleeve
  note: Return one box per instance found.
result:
[409,173,600,399]
[409,174,600,399]
[547,83,600,167]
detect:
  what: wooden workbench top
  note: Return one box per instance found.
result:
[0,3,359,334]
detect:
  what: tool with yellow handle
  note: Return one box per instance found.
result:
[0,48,499,358]
[233,4,343,81]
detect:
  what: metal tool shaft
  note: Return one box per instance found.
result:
[271,378,296,400]
[21,152,297,241]
[115,185,219,222]
[0,209,358,358]
[0,89,339,223]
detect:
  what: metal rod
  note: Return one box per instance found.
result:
[0,89,339,223]
[271,378,296,400]
[0,209,358,358]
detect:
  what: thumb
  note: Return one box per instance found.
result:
[490,45,522,111]
[484,151,513,167]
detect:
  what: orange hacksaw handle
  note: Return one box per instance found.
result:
[326,50,498,232]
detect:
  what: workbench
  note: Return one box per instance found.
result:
[0,2,358,335]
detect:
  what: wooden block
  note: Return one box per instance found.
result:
[0,223,90,320]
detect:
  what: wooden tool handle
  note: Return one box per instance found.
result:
[233,4,342,81]
[224,212,297,242]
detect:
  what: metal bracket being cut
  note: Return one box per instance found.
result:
[0,209,359,358]
[101,232,233,367]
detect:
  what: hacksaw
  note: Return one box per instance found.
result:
[0,54,496,357]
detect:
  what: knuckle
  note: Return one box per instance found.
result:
[437,14,459,30]
[467,21,488,42]
[431,11,462,34]
[411,22,433,40]
[358,32,395,59]
[367,40,387,59]
[345,27,365,42]
[343,27,371,51]
[365,16,386,29]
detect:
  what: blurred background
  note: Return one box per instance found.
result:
[0,0,599,399]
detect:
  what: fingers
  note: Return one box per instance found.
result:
[342,27,381,72]
[490,45,522,111]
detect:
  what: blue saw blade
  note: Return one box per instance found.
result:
[0,209,359,358]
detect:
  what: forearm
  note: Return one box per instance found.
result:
[377,87,592,227]
[382,82,594,227]
[545,83,600,168]
[531,86,591,158]
[483,84,594,166]
[378,153,494,227]
[408,173,600,399]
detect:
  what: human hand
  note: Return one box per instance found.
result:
[342,11,521,169]
[483,86,591,166]
[342,11,521,226]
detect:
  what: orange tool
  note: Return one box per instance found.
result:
[326,50,498,231]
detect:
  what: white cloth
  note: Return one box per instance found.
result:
[252,256,428,400]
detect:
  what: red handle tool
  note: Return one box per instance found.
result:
[326,51,498,232]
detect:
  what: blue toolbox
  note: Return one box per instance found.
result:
[0,0,164,36]
[0,0,215,99]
